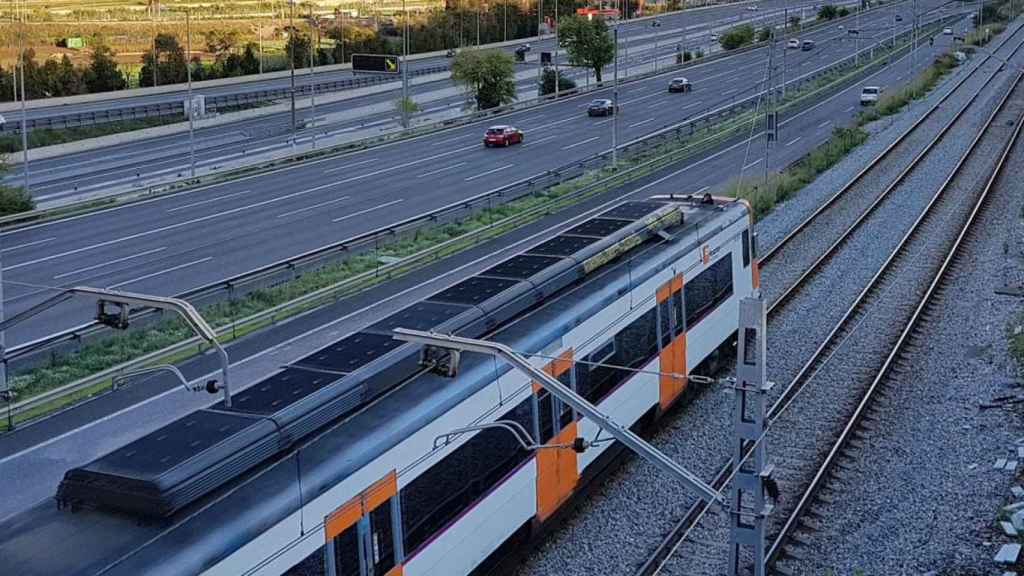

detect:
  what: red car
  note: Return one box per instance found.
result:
[483,125,524,147]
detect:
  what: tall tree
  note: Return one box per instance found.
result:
[205,29,239,63]
[139,33,187,87]
[558,16,615,83]
[284,28,311,69]
[85,43,127,93]
[240,43,261,75]
[450,48,516,110]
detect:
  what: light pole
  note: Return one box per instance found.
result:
[309,7,318,148]
[612,9,620,166]
[402,0,410,129]
[17,0,28,194]
[504,0,508,42]
[289,0,297,140]
[185,8,196,178]
[554,0,559,95]
[652,19,660,72]
[781,8,787,100]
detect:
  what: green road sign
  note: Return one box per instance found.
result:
[352,53,401,74]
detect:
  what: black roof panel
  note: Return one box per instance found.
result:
[427,276,520,306]
[85,411,260,478]
[565,218,633,238]
[293,332,404,374]
[482,254,564,279]
[600,201,666,221]
[526,234,602,257]
[367,301,472,334]
[218,367,339,415]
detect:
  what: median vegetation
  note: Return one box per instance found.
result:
[0,156,34,216]
[0,115,184,154]
[720,24,757,50]
[857,52,959,123]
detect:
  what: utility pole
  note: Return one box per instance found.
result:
[309,7,318,148]
[536,0,544,96]
[186,8,196,178]
[402,0,410,129]
[151,1,158,87]
[17,0,28,194]
[781,8,787,100]
[726,297,773,576]
[504,0,508,42]
[612,11,620,166]
[289,0,297,140]
[258,23,264,74]
[763,26,774,189]
[855,0,861,65]
[554,0,559,95]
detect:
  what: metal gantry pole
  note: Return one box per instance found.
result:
[536,0,544,96]
[186,8,196,178]
[726,297,773,576]
[781,8,787,100]
[554,0,559,95]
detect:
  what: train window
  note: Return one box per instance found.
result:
[658,300,671,348]
[538,389,555,442]
[672,290,685,337]
[333,523,362,576]
[557,370,574,428]
[742,230,751,268]
[588,340,616,369]
[685,254,734,328]
[369,501,396,576]
[400,397,533,556]
[578,307,658,405]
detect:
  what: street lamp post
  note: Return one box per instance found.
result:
[185,8,196,178]
[309,8,318,148]
[554,0,559,95]
[402,0,410,129]
[612,12,620,166]
[17,0,28,194]
[289,0,297,140]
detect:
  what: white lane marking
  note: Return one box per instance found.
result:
[785,136,803,147]
[335,144,478,184]
[2,237,55,252]
[743,158,763,170]
[54,247,168,280]
[646,98,669,108]
[530,115,580,132]
[562,136,601,150]
[522,134,560,147]
[323,157,379,174]
[331,199,405,222]
[108,257,213,289]
[418,162,467,178]
[681,100,704,109]
[0,28,912,467]
[818,120,831,128]
[622,92,663,105]
[696,185,710,194]
[276,195,351,218]
[6,179,347,272]
[464,163,515,181]
[845,105,855,112]
[166,189,252,213]
[629,118,655,128]
[723,88,739,95]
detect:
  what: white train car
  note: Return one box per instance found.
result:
[0,195,757,576]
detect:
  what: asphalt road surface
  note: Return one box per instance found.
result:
[0,0,957,348]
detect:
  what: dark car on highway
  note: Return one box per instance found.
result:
[668,77,692,93]
[483,125,524,147]
[587,99,617,116]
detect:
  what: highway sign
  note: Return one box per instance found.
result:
[352,53,401,74]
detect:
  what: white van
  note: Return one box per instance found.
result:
[860,86,883,105]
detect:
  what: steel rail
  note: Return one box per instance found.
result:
[765,69,1024,570]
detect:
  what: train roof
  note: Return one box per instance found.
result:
[0,196,750,576]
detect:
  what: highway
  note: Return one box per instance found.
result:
[4,0,837,199]
[0,11,964,525]
[0,0,954,348]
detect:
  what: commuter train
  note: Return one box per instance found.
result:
[0,194,757,576]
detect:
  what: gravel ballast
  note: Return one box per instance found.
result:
[514,24,1024,576]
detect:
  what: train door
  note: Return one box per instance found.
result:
[325,471,404,576]
[533,350,579,522]
[657,273,687,410]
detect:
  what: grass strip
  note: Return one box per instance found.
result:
[0,115,186,154]
[0,25,942,426]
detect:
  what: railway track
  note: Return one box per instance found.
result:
[764,67,1024,576]
[758,22,1024,308]
[634,25,1024,576]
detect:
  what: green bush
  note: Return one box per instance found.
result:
[858,51,959,124]
[0,116,184,154]
[720,24,756,50]
[0,184,34,216]
[757,27,772,42]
